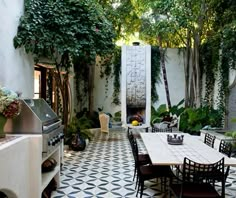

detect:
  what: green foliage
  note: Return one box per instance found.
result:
[151,46,161,103]
[66,115,94,144]
[114,111,121,118]
[98,0,141,40]
[225,131,236,139]
[224,130,236,149]
[112,47,121,105]
[200,36,220,107]
[169,99,185,117]
[113,111,121,122]
[151,100,185,125]
[151,104,169,125]
[179,106,222,134]
[200,1,236,121]
[98,55,113,95]
[14,0,115,65]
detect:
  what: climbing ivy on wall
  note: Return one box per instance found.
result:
[200,27,236,124]
[217,52,229,120]
[112,47,121,105]
[200,35,220,107]
[151,46,161,104]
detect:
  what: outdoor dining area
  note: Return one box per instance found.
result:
[127,127,236,198]
[51,127,236,198]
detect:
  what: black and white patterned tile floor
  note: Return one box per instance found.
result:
[51,130,236,198]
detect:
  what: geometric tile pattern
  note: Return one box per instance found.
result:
[51,130,236,198]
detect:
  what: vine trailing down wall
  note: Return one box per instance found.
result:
[151,46,161,104]
[200,36,220,108]
[112,47,122,105]
[200,25,236,124]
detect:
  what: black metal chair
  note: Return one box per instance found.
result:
[169,157,225,198]
[127,131,151,182]
[219,139,232,157]
[219,139,232,183]
[204,133,216,148]
[132,139,174,198]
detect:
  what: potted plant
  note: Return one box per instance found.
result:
[65,115,93,151]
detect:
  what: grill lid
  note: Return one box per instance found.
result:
[24,99,58,124]
[5,98,61,134]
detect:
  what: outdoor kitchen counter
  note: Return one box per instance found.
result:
[0,134,44,198]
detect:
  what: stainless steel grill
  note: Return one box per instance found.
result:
[5,98,64,157]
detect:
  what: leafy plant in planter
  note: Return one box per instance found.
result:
[66,115,94,151]
[113,111,121,122]
[151,104,169,126]
[224,131,236,151]
[179,105,222,135]
[151,99,185,126]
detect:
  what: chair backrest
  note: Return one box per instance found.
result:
[182,157,225,196]
[219,139,232,157]
[152,127,172,133]
[131,137,140,165]
[204,133,216,148]
[219,139,232,182]
[99,113,109,133]
[182,157,224,183]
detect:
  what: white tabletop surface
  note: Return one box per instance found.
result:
[140,132,236,166]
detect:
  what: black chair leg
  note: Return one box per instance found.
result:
[133,166,137,181]
[140,179,144,198]
[136,180,140,197]
[135,175,139,189]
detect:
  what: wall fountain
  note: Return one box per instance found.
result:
[121,44,151,127]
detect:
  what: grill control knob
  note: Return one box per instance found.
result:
[52,138,56,146]
[48,140,54,146]
[55,137,60,144]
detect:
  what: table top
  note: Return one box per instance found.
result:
[140,132,236,166]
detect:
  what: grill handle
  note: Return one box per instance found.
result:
[43,120,61,131]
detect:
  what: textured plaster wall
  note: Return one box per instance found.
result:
[0,0,34,98]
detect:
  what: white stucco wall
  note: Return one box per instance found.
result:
[0,0,34,98]
[154,48,185,109]
[93,63,121,116]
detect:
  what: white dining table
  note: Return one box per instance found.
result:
[140,132,236,166]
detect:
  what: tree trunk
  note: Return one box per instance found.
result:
[184,30,191,107]
[54,65,69,135]
[158,36,172,109]
[194,33,201,107]
[88,62,95,116]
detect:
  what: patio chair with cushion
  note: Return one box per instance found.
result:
[204,133,216,148]
[169,157,225,198]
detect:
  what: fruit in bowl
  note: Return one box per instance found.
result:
[132,120,139,126]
